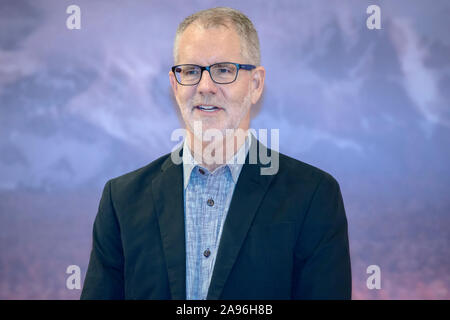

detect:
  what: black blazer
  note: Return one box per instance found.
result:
[81,134,351,300]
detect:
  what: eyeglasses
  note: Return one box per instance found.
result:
[171,62,256,86]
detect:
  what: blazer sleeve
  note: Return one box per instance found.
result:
[80,180,125,299]
[292,173,352,299]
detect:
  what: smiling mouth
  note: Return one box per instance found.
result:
[194,105,222,112]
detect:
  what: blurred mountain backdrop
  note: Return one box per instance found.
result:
[0,0,449,299]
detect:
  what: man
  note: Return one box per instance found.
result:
[81,7,351,300]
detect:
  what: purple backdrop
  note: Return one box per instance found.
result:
[0,0,449,299]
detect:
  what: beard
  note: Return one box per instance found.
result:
[178,90,252,143]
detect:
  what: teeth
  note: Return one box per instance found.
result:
[197,105,218,111]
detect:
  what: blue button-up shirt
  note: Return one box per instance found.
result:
[182,133,251,300]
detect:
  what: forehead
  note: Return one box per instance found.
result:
[177,23,243,65]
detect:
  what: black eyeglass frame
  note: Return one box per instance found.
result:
[171,62,256,86]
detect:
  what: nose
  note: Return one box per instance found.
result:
[197,69,218,95]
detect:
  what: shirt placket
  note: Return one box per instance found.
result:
[200,170,215,299]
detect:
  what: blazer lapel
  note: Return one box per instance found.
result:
[207,135,276,299]
[151,146,186,300]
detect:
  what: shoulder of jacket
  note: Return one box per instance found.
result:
[107,152,172,190]
[277,151,339,187]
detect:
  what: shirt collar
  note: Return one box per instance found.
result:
[182,131,252,189]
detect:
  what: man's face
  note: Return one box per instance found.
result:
[169,23,264,141]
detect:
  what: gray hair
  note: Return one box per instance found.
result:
[173,7,261,66]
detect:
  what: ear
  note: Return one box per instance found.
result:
[250,66,265,105]
[169,70,178,96]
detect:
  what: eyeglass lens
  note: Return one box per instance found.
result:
[175,63,238,85]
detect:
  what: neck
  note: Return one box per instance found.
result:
[187,129,248,172]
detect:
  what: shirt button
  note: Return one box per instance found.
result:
[207,198,214,207]
[203,249,211,257]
